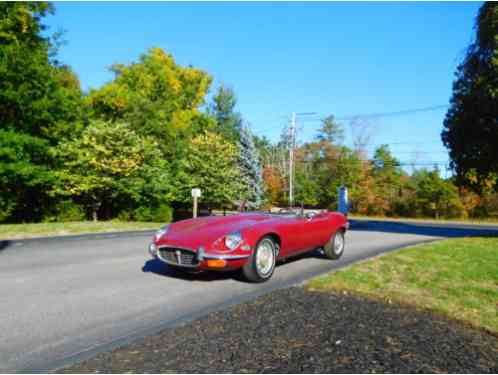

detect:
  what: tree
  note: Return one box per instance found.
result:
[0,2,84,222]
[0,130,55,222]
[0,2,53,46]
[209,84,242,143]
[412,169,465,219]
[88,47,212,157]
[294,166,320,207]
[262,166,284,206]
[371,145,404,215]
[315,115,344,145]
[348,116,375,158]
[0,2,84,140]
[238,125,264,209]
[253,134,272,166]
[176,131,242,208]
[293,141,364,210]
[320,147,364,210]
[441,3,498,192]
[52,120,169,221]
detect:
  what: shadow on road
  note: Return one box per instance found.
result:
[143,249,327,283]
[142,258,241,282]
[349,219,498,238]
[0,240,12,252]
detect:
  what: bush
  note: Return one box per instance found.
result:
[43,200,86,222]
[134,204,173,223]
[116,210,133,221]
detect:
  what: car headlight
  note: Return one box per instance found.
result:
[154,224,170,241]
[225,231,242,250]
[148,242,158,257]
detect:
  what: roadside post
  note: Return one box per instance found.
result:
[338,186,348,215]
[191,188,201,218]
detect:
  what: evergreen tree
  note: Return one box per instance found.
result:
[371,145,404,215]
[441,3,498,192]
[238,125,264,209]
[315,115,344,145]
[209,84,242,143]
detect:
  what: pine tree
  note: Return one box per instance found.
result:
[238,125,264,209]
[209,84,242,143]
[441,3,498,191]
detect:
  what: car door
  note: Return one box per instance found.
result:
[277,213,329,257]
[276,215,310,257]
[304,212,333,247]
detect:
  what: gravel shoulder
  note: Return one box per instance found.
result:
[58,287,498,374]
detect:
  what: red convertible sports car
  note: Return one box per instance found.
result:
[148,210,348,282]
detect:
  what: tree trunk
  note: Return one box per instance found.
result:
[91,201,101,222]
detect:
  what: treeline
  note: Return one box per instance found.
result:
[1,2,497,223]
[255,121,498,219]
[0,2,264,223]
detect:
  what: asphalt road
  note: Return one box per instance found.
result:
[1,220,497,372]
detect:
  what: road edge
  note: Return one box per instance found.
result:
[0,229,156,249]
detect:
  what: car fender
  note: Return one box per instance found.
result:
[242,225,284,256]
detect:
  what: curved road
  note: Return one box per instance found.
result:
[1,219,497,372]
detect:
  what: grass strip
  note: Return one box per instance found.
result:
[0,221,163,240]
[308,237,498,334]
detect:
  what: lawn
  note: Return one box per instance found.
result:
[308,237,498,334]
[0,221,163,240]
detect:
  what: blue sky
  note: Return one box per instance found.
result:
[46,1,481,175]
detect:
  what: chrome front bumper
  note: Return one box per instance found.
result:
[148,243,250,262]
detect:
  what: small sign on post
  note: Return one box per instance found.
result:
[191,188,201,218]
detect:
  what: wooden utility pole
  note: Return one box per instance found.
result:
[289,112,296,208]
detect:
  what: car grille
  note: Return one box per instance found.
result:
[158,247,199,267]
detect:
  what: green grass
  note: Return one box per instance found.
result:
[0,221,163,240]
[308,238,498,334]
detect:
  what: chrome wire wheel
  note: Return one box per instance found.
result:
[323,230,345,260]
[334,231,344,255]
[255,238,275,277]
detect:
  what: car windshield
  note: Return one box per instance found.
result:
[265,208,304,218]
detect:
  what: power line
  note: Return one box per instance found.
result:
[368,150,448,154]
[252,104,449,136]
[301,104,449,122]
[364,141,443,146]
[297,158,450,167]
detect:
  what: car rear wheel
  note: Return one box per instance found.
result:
[242,236,276,283]
[323,229,345,260]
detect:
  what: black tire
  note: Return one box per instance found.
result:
[242,236,276,283]
[323,229,345,260]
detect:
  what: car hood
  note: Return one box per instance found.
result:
[157,213,273,250]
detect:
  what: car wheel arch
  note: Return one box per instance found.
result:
[261,232,281,257]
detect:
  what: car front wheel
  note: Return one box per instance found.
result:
[242,236,276,283]
[323,229,345,260]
